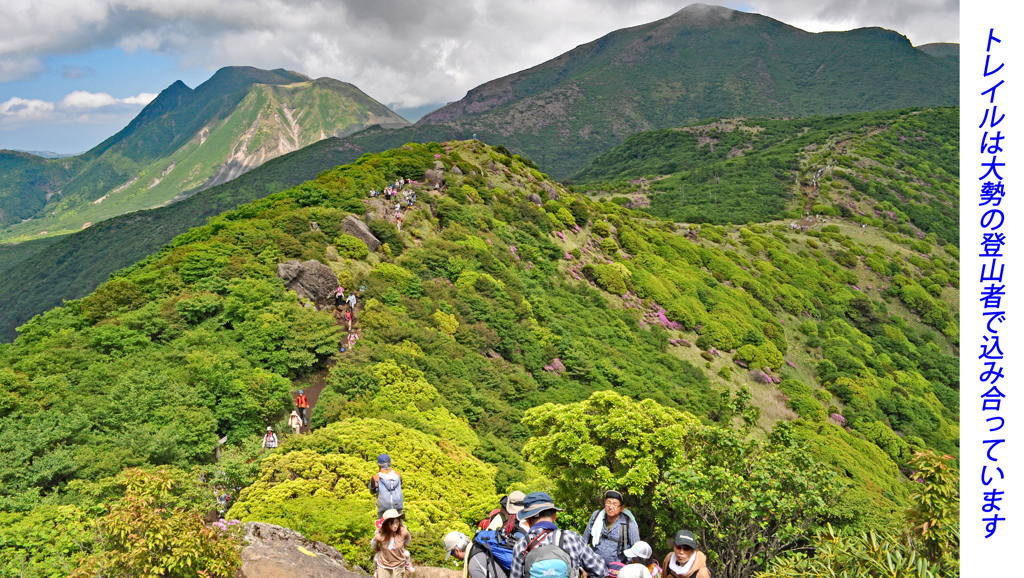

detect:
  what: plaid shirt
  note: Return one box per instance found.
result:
[511,523,608,578]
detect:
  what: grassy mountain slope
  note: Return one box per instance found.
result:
[0,137,364,342]
[0,67,408,242]
[573,107,959,244]
[328,4,957,179]
[0,140,958,562]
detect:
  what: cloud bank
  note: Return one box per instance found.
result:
[0,1,959,111]
[0,91,156,125]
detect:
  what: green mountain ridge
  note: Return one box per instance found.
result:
[0,67,408,242]
[328,3,957,179]
[0,139,959,575]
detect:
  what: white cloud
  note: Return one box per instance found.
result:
[0,1,959,112]
[0,91,158,125]
[0,97,55,120]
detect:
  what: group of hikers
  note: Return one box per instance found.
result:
[371,178,417,231]
[366,455,714,578]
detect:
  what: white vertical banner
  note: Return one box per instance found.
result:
[962,2,1023,574]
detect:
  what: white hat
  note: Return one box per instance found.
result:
[618,564,652,578]
[623,541,652,560]
[443,531,469,561]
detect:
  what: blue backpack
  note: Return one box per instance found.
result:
[473,530,518,573]
[524,530,577,578]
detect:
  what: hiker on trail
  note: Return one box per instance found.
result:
[510,491,607,578]
[397,211,403,232]
[346,308,353,332]
[622,542,660,578]
[346,291,357,310]
[662,531,712,578]
[369,454,404,518]
[295,390,310,426]
[581,490,640,567]
[372,509,414,578]
[288,410,302,435]
[445,531,509,578]
[261,427,278,449]
[335,285,346,309]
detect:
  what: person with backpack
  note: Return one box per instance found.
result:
[444,531,509,578]
[372,509,414,578]
[662,531,713,578]
[295,390,310,427]
[261,427,278,449]
[510,492,607,578]
[369,454,404,518]
[481,491,526,534]
[581,491,640,568]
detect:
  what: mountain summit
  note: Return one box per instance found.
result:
[336,3,955,177]
[0,67,408,242]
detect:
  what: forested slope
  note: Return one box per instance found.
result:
[0,140,958,576]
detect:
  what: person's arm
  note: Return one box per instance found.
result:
[403,526,412,547]
[569,532,608,578]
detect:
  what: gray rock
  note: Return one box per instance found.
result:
[238,522,365,578]
[450,165,463,175]
[277,259,338,309]
[526,193,542,205]
[433,160,446,171]
[541,182,559,200]
[341,215,381,252]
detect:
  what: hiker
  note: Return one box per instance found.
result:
[444,531,509,578]
[346,291,357,310]
[346,308,353,332]
[261,427,278,449]
[288,410,302,435]
[295,390,310,427]
[622,542,660,578]
[335,285,346,309]
[662,531,712,578]
[510,492,607,578]
[581,490,640,567]
[396,211,403,231]
[372,509,414,578]
[369,454,404,518]
[617,565,652,578]
[482,491,526,534]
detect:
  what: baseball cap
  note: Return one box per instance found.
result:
[378,454,391,465]
[443,531,469,561]
[673,530,698,549]
[623,541,652,559]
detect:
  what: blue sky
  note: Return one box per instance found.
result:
[0,1,958,154]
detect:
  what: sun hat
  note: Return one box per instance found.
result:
[266,426,273,431]
[443,531,470,561]
[623,541,653,559]
[517,491,563,520]
[506,490,527,515]
[381,509,402,522]
[673,530,698,549]
[618,564,652,578]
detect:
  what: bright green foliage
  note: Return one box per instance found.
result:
[734,341,784,370]
[0,505,92,577]
[659,423,845,578]
[335,234,371,259]
[906,451,958,574]
[757,525,948,578]
[433,309,459,335]
[522,390,700,538]
[230,418,497,531]
[592,221,611,237]
[72,468,242,578]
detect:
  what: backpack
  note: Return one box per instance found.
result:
[473,529,518,573]
[607,562,626,578]
[377,472,404,511]
[479,508,502,530]
[367,476,378,495]
[524,530,577,578]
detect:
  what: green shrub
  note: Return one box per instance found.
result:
[334,234,370,259]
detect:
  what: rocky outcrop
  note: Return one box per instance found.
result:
[526,193,542,205]
[277,259,338,309]
[238,522,365,578]
[341,215,382,252]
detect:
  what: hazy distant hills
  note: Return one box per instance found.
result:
[337,4,958,178]
[0,66,408,242]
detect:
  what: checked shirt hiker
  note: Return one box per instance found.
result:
[510,522,607,578]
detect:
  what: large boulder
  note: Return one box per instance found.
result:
[340,215,382,252]
[238,522,365,578]
[277,259,338,309]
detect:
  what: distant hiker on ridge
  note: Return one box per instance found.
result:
[295,389,310,427]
